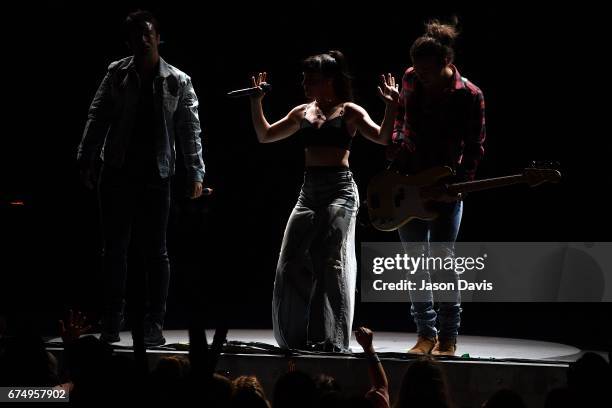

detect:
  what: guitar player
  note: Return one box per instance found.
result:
[388,18,486,356]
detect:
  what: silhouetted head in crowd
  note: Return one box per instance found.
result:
[148,355,191,403]
[0,333,59,386]
[151,355,191,382]
[544,387,573,408]
[394,356,453,408]
[314,373,341,394]
[544,352,611,408]
[231,375,270,408]
[313,373,343,408]
[66,335,143,403]
[273,370,316,408]
[567,352,611,404]
[202,373,234,408]
[482,389,527,408]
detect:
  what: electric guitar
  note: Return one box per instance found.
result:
[367,166,561,231]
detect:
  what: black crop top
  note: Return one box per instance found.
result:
[296,108,353,151]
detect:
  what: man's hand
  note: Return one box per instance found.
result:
[355,326,375,354]
[79,166,96,190]
[188,181,213,199]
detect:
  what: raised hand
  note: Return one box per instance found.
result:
[354,326,375,354]
[250,72,269,100]
[377,73,400,105]
[59,309,92,344]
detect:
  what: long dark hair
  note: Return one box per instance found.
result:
[410,18,460,65]
[302,50,353,102]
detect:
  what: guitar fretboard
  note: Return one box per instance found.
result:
[449,174,526,194]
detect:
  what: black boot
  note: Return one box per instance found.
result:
[143,314,166,347]
[100,312,124,343]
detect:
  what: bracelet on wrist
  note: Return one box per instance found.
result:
[366,352,380,363]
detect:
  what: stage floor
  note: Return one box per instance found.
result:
[47,329,599,363]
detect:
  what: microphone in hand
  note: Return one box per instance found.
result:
[227,82,272,97]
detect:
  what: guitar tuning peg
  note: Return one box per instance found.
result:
[542,160,560,169]
[529,160,561,169]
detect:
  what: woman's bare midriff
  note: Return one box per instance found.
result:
[304,146,351,167]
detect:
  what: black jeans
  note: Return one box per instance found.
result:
[98,165,171,331]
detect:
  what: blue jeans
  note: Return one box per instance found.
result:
[272,167,359,351]
[397,200,463,340]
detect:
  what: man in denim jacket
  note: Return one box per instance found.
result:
[77,10,206,346]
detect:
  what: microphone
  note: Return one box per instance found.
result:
[227,83,272,97]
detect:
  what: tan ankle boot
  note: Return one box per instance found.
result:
[431,337,457,356]
[407,335,438,354]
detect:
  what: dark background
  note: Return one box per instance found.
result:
[1,1,610,350]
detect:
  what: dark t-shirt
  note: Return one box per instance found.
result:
[124,75,158,179]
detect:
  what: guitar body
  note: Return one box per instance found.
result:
[367,164,561,232]
[367,166,454,231]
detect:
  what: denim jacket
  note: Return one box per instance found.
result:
[77,56,205,182]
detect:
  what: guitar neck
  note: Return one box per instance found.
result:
[448,174,526,194]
